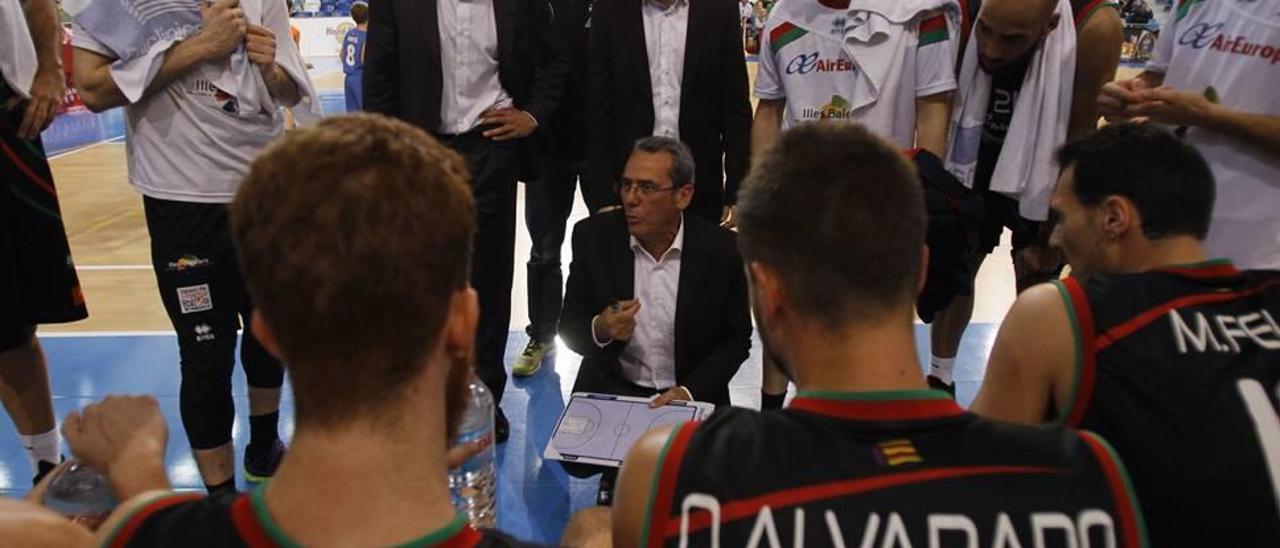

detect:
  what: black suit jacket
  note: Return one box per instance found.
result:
[364,0,569,176]
[558,212,752,406]
[586,0,752,218]
[539,0,592,161]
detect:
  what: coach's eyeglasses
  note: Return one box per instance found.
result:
[615,179,679,197]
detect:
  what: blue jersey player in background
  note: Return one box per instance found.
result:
[342,2,369,112]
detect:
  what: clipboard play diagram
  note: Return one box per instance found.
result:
[545,393,714,467]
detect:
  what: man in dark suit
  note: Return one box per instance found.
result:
[364,0,569,442]
[513,0,598,378]
[587,0,752,225]
[560,137,751,409]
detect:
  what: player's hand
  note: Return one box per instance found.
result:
[18,65,65,140]
[63,396,169,498]
[480,108,538,141]
[720,206,736,229]
[1128,87,1223,129]
[595,299,641,342]
[245,25,278,69]
[197,0,248,61]
[649,387,692,408]
[1097,77,1154,121]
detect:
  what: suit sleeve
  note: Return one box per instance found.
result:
[681,232,752,399]
[559,222,620,358]
[719,0,752,206]
[586,0,621,213]
[363,0,399,116]
[524,0,570,125]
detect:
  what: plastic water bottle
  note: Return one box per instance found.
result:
[43,461,118,531]
[448,372,497,528]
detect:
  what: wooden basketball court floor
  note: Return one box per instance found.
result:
[0,60,1132,543]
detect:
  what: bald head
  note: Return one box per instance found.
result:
[975,0,1061,72]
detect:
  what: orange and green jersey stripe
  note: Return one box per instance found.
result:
[770,21,808,53]
[918,15,949,47]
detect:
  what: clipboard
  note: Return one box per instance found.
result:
[544,392,714,468]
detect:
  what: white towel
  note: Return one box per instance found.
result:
[842,0,961,112]
[0,0,37,99]
[945,0,1076,222]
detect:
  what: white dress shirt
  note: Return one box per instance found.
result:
[593,217,686,394]
[438,0,514,134]
[642,0,688,139]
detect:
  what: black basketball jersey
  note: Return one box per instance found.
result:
[642,390,1146,548]
[1056,261,1280,547]
[100,488,529,548]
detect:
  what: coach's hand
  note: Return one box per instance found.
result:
[595,299,641,342]
[18,65,64,140]
[481,107,538,141]
[63,396,170,500]
[245,25,279,69]
[649,387,692,409]
[198,0,249,60]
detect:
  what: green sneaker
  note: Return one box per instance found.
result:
[513,339,555,377]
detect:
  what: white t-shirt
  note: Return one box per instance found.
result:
[72,0,297,204]
[754,0,956,148]
[0,0,36,98]
[1148,0,1280,269]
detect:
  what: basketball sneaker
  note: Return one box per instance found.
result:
[243,440,287,484]
[512,339,555,377]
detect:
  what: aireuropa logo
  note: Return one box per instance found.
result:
[1179,22,1225,48]
[785,52,855,75]
[1179,22,1280,64]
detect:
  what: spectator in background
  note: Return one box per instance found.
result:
[340,1,368,112]
[0,0,89,486]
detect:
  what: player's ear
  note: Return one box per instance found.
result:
[749,262,785,324]
[443,287,479,362]
[1100,195,1134,240]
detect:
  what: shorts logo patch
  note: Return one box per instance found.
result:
[167,255,212,272]
[194,324,215,342]
[177,284,213,314]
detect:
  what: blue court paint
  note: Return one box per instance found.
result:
[1,325,994,543]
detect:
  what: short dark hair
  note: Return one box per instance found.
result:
[232,114,474,428]
[351,2,369,24]
[1056,122,1215,240]
[736,123,925,328]
[633,136,695,187]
